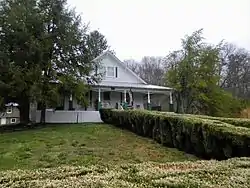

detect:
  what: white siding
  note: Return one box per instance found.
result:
[98,54,144,84]
[35,110,102,123]
[0,118,6,125]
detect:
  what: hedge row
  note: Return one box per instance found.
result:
[99,109,250,160]
[159,112,250,129]
[185,114,250,129]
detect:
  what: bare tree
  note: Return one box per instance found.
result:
[125,56,165,85]
[219,42,237,87]
[220,43,250,99]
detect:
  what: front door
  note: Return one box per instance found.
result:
[1,118,6,125]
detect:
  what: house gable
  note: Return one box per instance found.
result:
[93,51,146,84]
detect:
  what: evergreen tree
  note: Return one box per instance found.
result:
[0,0,108,124]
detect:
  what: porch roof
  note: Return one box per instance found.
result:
[91,81,172,92]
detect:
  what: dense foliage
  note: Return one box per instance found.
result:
[127,29,250,117]
[100,109,250,160]
[183,114,250,129]
[0,158,249,187]
[0,0,108,124]
[165,29,245,117]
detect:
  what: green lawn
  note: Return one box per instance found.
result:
[0,124,197,170]
[0,124,249,187]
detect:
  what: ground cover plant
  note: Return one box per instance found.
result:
[0,157,249,187]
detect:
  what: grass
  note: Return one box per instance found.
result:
[0,123,249,187]
[0,124,197,170]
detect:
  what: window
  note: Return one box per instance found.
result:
[103,92,111,101]
[106,66,115,77]
[10,118,16,124]
[6,107,12,114]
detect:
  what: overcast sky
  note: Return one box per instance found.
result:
[67,0,250,61]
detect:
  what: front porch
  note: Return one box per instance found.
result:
[31,83,173,123]
[41,82,174,112]
[85,82,174,111]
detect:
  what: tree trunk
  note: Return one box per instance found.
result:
[176,93,181,113]
[40,102,46,124]
[185,96,194,114]
[19,98,30,125]
[176,92,184,114]
[40,75,48,125]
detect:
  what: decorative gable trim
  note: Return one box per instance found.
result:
[92,51,147,84]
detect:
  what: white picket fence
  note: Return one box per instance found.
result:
[33,110,102,123]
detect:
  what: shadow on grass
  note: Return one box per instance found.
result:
[0,122,104,134]
[0,123,198,170]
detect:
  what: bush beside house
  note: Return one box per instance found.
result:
[99,109,250,160]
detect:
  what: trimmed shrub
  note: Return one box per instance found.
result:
[184,114,250,129]
[0,158,249,187]
[99,109,250,160]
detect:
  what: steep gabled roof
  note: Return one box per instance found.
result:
[92,51,147,84]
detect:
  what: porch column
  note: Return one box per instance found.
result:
[169,91,174,112]
[147,91,151,110]
[123,89,128,109]
[98,88,102,111]
[68,94,73,110]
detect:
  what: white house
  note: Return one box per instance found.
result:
[0,103,20,125]
[66,51,173,111]
[33,51,173,123]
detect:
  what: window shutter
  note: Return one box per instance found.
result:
[115,67,118,77]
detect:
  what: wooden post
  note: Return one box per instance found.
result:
[147,91,151,110]
[68,94,73,110]
[147,91,150,104]
[169,91,174,112]
[124,90,126,102]
[123,90,128,109]
[98,88,102,110]
[98,88,101,102]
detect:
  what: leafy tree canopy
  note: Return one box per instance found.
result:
[165,29,243,117]
[0,0,109,123]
